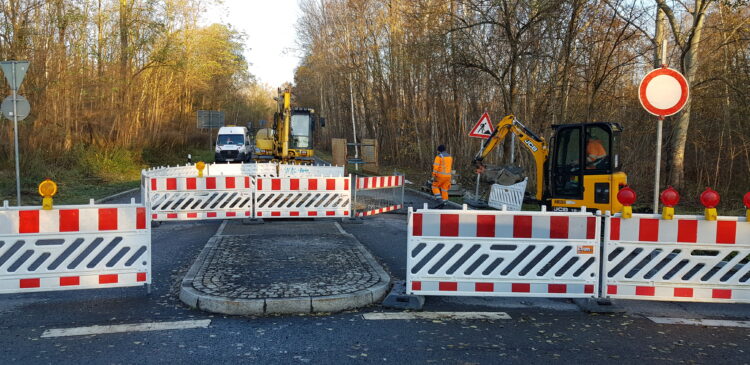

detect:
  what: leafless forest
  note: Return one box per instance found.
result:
[0,0,272,183]
[0,0,747,208]
[294,0,750,208]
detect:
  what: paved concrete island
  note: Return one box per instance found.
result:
[180,220,390,315]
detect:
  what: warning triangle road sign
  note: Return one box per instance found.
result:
[468,112,494,139]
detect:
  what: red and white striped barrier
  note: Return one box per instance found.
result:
[409,281,595,296]
[0,203,150,294]
[147,175,254,221]
[151,211,252,220]
[0,272,148,293]
[353,175,404,217]
[604,284,750,302]
[356,175,404,190]
[150,176,252,191]
[0,206,147,234]
[411,210,598,239]
[407,207,600,298]
[603,213,750,303]
[356,204,402,217]
[255,177,352,218]
[256,177,349,192]
[609,215,749,245]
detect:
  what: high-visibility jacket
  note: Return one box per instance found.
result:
[586,139,607,167]
[432,152,453,177]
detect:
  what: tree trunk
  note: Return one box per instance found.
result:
[658,0,711,189]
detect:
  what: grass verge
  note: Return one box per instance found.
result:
[0,146,215,206]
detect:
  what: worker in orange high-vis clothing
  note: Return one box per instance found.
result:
[586,136,607,169]
[431,145,453,208]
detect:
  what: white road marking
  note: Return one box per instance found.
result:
[648,317,750,328]
[333,221,348,235]
[363,312,511,320]
[41,319,211,338]
[216,219,229,236]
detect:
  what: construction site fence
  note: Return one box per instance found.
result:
[141,162,344,179]
[407,206,750,305]
[354,175,405,217]
[142,163,404,221]
[603,213,750,303]
[0,199,151,295]
[407,205,600,298]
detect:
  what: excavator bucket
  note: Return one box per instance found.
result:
[465,164,527,209]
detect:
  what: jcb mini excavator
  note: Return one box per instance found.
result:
[254,87,325,164]
[473,114,627,213]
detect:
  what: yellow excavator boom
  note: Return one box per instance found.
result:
[473,114,549,201]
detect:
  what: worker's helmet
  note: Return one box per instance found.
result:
[437,145,446,152]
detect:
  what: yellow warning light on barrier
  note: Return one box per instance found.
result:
[38,179,58,210]
[196,161,206,178]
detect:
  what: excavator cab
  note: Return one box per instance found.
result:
[549,122,626,213]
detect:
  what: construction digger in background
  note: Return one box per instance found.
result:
[473,114,627,213]
[254,86,325,164]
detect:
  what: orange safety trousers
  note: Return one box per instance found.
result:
[432,152,453,201]
[432,176,451,201]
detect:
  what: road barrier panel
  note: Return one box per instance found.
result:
[603,213,750,303]
[278,164,344,177]
[148,176,253,221]
[142,162,278,178]
[407,206,600,298]
[354,175,405,217]
[255,176,351,218]
[0,200,150,294]
[488,178,527,211]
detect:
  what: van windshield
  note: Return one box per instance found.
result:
[217,134,244,145]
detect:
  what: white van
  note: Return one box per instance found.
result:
[214,126,251,162]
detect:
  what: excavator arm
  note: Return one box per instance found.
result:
[272,87,292,161]
[472,115,549,201]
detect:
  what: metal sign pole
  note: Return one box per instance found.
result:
[653,44,667,214]
[474,139,483,197]
[653,116,663,213]
[12,62,21,206]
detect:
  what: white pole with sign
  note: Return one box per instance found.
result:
[0,61,30,206]
[468,112,494,197]
[638,57,689,213]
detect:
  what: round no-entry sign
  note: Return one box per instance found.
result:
[638,67,689,117]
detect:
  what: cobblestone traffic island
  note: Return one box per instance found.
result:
[180,221,390,315]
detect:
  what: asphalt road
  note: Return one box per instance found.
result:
[1,189,749,364]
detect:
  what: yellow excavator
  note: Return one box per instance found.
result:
[473,114,627,213]
[254,87,324,164]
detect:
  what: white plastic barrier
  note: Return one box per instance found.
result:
[0,202,150,294]
[354,175,404,217]
[148,176,253,221]
[142,164,198,177]
[488,178,527,211]
[143,163,278,178]
[242,163,278,177]
[407,207,600,297]
[278,164,344,177]
[603,214,750,303]
[255,177,351,218]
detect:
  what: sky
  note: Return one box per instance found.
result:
[203,0,301,88]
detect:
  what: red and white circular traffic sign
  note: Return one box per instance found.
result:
[638,67,689,117]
